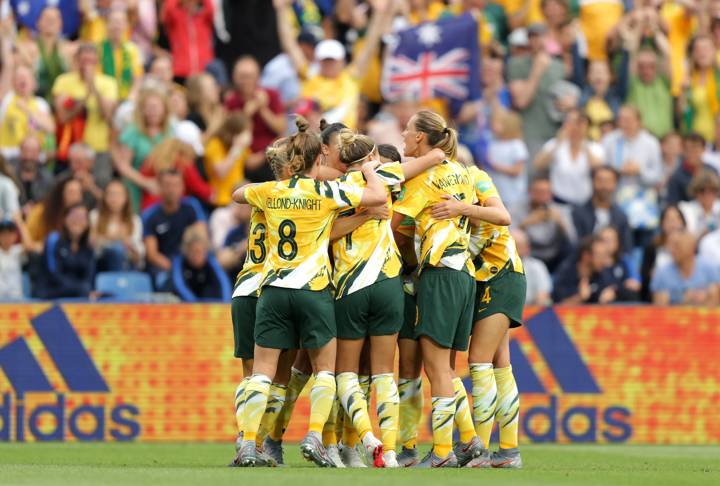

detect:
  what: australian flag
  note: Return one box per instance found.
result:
[382,14,481,103]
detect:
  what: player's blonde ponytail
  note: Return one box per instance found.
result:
[285,115,322,175]
[265,137,290,180]
[413,109,457,160]
[337,129,376,166]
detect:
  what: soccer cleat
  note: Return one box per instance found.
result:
[339,443,367,468]
[363,435,385,468]
[300,432,336,468]
[491,447,523,469]
[234,432,243,452]
[396,446,419,467]
[464,448,492,468]
[232,439,257,467]
[383,450,400,468]
[326,444,346,468]
[413,449,459,468]
[255,448,278,467]
[453,436,483,467]
[262,436,285,466]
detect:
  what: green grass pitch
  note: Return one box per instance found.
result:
[0,443,718,486]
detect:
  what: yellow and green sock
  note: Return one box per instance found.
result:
[309,371,336,435]
[242,374,272,442]
[269,367,310,441]
[322,398,339,447]
[337,372,373,440]
[256,383,287,446]
[494,366,520,450]
[398,377,423,449]
[470,363,496,449]
[234,377,250,434]
[373,373,399,452]
[452,377,476,444]
[430,396,455,459]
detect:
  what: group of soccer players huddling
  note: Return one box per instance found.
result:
[229,108,525,469]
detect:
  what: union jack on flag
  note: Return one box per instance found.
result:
[382,14,481,103]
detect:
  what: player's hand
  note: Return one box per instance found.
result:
[429,147,446,164]
[361,159,381,175]
[430,194,465,219]
[365,204,390,220]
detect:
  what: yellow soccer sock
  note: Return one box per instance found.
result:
[359,375,372,404]
[431,396,455,459]
[257,383,287,446]
[398,377,423,449]
[470,363,496,449]
[342,417,359,447]
[336,372,373,439]
[322,398,339,447]
[494,366,520,450]
[269,367,310,441]
[373,373,399,452]
[309,371,336,435]
[335,403,345,442]
[452,377,476,444]
[234,377,250,434]
[242,374,272,442]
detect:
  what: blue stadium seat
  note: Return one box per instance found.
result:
[95,272,153,298]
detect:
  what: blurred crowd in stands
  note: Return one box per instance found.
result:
[0,0,718,305]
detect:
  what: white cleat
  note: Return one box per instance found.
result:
[339,443,367,468]
[383,450,400,468]
[326,444,346,468]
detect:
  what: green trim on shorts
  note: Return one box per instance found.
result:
[254,286,336,350]
[231,295,257,359]
[335,277,404,339]
[415,267,476,351]
[474,263,526,328]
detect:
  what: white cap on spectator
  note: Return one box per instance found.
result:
[315,39,346,61]
[508,28,529,47]
[174,120,204,157]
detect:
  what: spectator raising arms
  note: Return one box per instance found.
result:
[203,114,253,207]
[90,179,144,272]
[273,0,394,129]
[651,230,719,305]
[141,169,207,289]
[35,204,95,300]
[168,225,231,302]
[225,56,287,181]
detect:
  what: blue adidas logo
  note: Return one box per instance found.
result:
[0,306,140,441]
[463,308,632,443]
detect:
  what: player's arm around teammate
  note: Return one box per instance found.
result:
[430,166,525,469]
[231,117,385,468]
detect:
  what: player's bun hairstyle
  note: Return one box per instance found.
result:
[266,137,291,180]
[378,144,402,163]
[319,119,347,145]
[413,109,458,160]
[286,116,322,175]
[337,129,375,166]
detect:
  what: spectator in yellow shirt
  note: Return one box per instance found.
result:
[97,8,144,101]
[273,0,393,129]
[578,0,626,61]
[203,114,253,207]
[680,35,720,144]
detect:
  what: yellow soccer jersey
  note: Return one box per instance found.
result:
[232,208,267,298]
[244,174,363,291]
[467,166,524,282]
[332,162,405,298]
[393,160,475,275]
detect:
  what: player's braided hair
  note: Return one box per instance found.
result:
[265,137,291,180]
[337,129,376,166]
[285,116,322,175]
[413,109,458,160]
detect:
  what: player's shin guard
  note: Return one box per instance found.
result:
[494,366,519,450]
[322,398,339,447]
[269,367,310,441]
[470,363,496,449]
[398,377,423,449]
[242,374,272,442]
[336,372,373,439]
[309,371,337,435]
[452,377,476,443]
[256,383,287,446]
[430,396,455,459]
[373,373,399,452]
[234,377,250,434]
